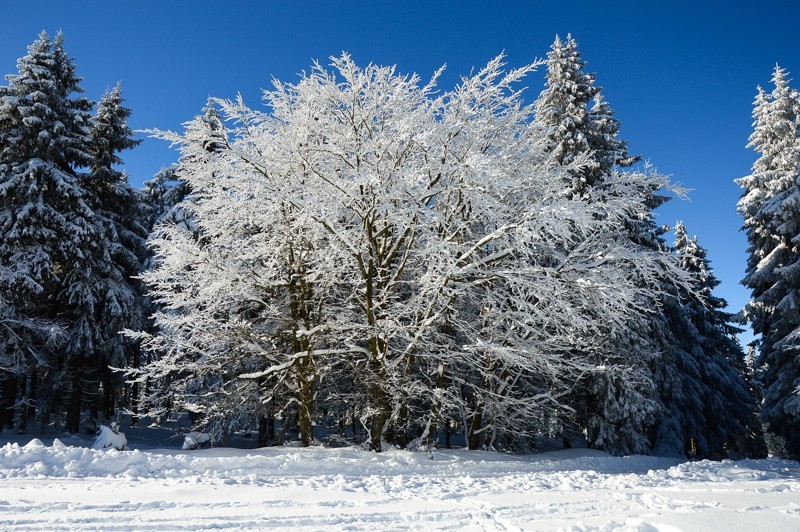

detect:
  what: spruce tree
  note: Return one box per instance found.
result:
[534,35,639,196]
[535,34,599,194]
[587,93,640,177]
[651,223,766,458]
[0,31,98,432]
[737,65,800,457]
[534,35,665,455]
[83,83,148,425]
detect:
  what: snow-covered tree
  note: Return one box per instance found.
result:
[0,288,63,431]
[587,93,640,176]
[0,31,98,433]
[83,83,148,425]
[143,166,185,227]
[135,53,687,452]
[737,65,800,457]
[535,34,597,186]
[533,35,663,455]
[534,34,638,196]
[649,223,765,458]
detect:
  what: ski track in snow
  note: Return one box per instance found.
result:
[1,440,799,531]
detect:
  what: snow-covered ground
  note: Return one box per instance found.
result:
[1,434,799,531]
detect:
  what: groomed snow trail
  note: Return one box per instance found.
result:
[1,441,799,530]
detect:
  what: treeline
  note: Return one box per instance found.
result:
[0,33,796,459]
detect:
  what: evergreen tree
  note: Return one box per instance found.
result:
[650,223,766,458]
[587,93,640,176]
[737,65,800,457]
[535,34,599,194]
[83,83,148,426]
[0,31,97,433]
[534,35,667,455]
[534,34,639,195]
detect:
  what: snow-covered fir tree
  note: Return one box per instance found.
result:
[534,34,638,195]
[533,35,666,455]
[0,31,99,433]
[1,32,147,434]
[134,54,688,452]
[649,223,765,458]
[531,35,762,458]
[83,83,149,426]
[737,65,800,458]
[534,34,598,192]
[587,93,640,176]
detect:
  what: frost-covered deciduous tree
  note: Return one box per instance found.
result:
[136,53,686,452]
[737,65,800,458]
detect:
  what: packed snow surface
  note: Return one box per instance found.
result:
[1,439,799,530]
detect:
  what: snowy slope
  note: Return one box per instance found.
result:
[1,439,799,530]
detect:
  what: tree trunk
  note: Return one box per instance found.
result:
[385,421,395,447]
[18,372,36,435]
[66,369,82,434]
[396,401,408,449]
[467,369,490,450]
[257,414,272,447]
[102,368,115,422]
[296,358,314,447]
[89,400,99,433]
[370,410,386,452]
[369,362,388,452]
[467,402,483,450]
[130,351,141,427]
[0,377,17,431]
[395,353,415,449]
[422,362,447,447]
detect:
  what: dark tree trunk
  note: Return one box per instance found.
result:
[130,349,141,427]
[257,414,272,448]
[17,372,35,435]
[89,400,99,433]
[267,413,275,443]
[467,403,483,450]
[396,401,408,449]
[296,359,315,447]
[369,362,388,452]
[102,368,115,422]
[130,379,140,427]
[0,377,17,431]
[66,369,82,434]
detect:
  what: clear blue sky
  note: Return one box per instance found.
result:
[3,1,799,330]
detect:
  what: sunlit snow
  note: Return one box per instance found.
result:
[1,433,798,530]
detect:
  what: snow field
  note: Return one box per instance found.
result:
[1,441,799,530]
